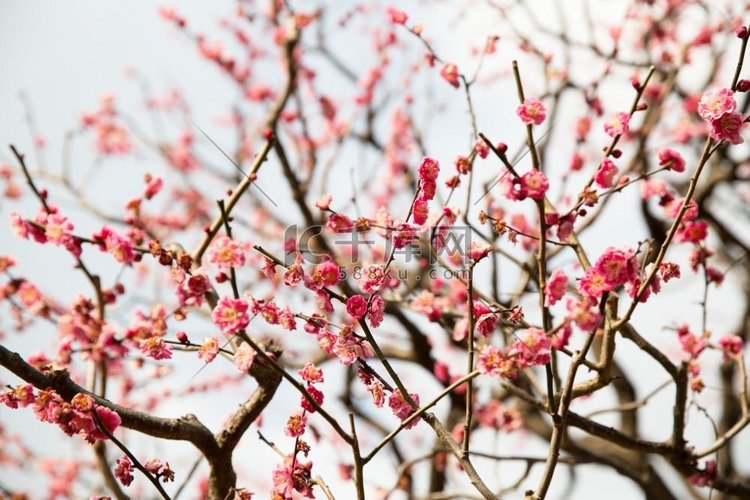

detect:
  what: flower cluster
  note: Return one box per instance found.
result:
[699,88,745,144]
[413,157,440,225]
[272,454,314,499]
[388,389,421,429]
[499,169,549,201]
[478,327,551,379]
[1,389,121,444]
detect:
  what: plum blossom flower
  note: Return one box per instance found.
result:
[388,389,420,429]
[92,226,136,264]
[603,112,630,137]
[717,335,744,360]
[284,413,307,437]
[368,294,385,327]
[412,198,429,225]
[212,297,250,334]
[468,242,491,261]
[517,98,546,125]
[657,148,686,172]
[272,455,314,498]
[418,157,440,183]
[386,6,408,24]
[233,342,255,372]
[114,455,134,487]
[197,336,220,363]
[545,269,568,306]
[300,385,324,413]
[44,213,75,246]
[315,193,332,210]
[478,345,520,379]
[346,294,368,319]
[522,170,549,199]
[140,337,173,360]
[566,297,602,331]
[208,236,248,269]
[675,220,708,243]
[326,213,354,232]
[440,63,460,88]
[594,158,619,188]
[709,112,745,144]
[511,327,551,366]
[360,264,386,293]
[698,88,736,121]
[299,363,324,384]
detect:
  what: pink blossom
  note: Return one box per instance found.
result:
[44,213,75,246]
[234,342,255,372]
[566,297,602,331]
[412,198,429,225]
[284,413,307,437]
[657,148,686,172]
[330,328,373,365]
[92,226,135,264]
[675,220,708,243]
[198,336,220,363]
[140,337,173,360]
[326,213,354,233]
[0,255,16,273]
[709,112,745,144]
[664,198,699,221]
[511,327,551,366]
[212,297,250,334]
[603,112,630,137]
[272,455,314,498]
[698,88,736,121]
[283,257,305,287]
[360,264,386,293]
[114,455,134,487]
[314,261,340,286]
[299,363,324,384]
[478,345,520,379]
[300,385,324,413]
[717,335,744,360]
[208,236,248,269]
[596,247,638,287]
[368,294,385,327]
[315,194,332,210]
[386,7,408,24]
[143,175,163,199]
[676,327,706,357]
[388,389,420,429]
[392,222,416,248]
[418,157,440,183]
[579,267,610,299]
[516,98,547,125]
[440,63,460,88]
[469,242,491,261]
[659,262,681,282]
[545,269,568,306]
[346,294,368,319]
[594,158,619,188]
[522,170,549,199]
[476,400,522,432]
[17,281,45,313]
[475,139,489,159]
